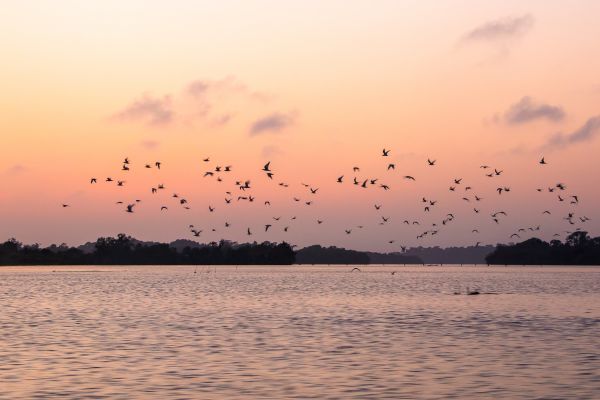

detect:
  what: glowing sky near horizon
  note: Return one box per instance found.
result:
[1,1,600,251]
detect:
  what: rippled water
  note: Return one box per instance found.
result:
[1,265,599,399]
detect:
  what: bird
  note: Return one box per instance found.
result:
[265,224,272,232]
[337,175,344,183]
[387,164,395,170]
[126,204,135,213]
[404,176,415,181]
[382,148,390,156]
[90,178,97,184]
[427,158,436,166]
[539,157,546,165]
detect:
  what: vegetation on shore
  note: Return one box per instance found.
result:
[486,231,600,265]
[0,234,295,265]
[1,231,599,266]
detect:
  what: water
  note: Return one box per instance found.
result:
[1,265,599,399]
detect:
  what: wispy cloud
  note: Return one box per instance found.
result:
[502,96,565,125]
[545,115,600,149]
[185,76,269,120]
[114,95,173,126]
[140,140,160,149]
[261,145,284,158]
[113,77,283,131]
[210,114,234,127]
[187,76,266,100]
[5,164,28,175]
[461,14,534,44]
[249,112,296,136]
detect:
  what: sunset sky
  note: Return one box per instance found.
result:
[2,1,599,251]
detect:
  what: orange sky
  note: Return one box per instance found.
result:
[1,1,599,250]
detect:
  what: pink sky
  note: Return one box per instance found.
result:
[1,1,599,251]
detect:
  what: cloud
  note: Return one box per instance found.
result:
[113,77,278,130]
[183,76,269,123]
[141,140,160,149]
[545,115,600,149]
[210,114,234,127]
[249,112,295,136]
[5,164,27,175]
[261,145,284,158]
[114,95,173,126]
[187,76,268,104]
[461,14,534,44]
[503,96,565,125]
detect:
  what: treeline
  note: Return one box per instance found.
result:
[295,245,423,264]
[486,232,600,265]
[0,234,296,265]
[405,245,496,264]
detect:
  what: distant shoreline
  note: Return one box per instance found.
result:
[2,231,599,266]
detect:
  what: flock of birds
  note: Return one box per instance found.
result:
[60,149,593,250]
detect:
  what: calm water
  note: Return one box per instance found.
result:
[0,265,599,399]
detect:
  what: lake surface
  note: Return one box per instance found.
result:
[0,265,599,399]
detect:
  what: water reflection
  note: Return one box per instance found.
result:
[0,265,599,399]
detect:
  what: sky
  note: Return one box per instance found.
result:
[1,0,599,251]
